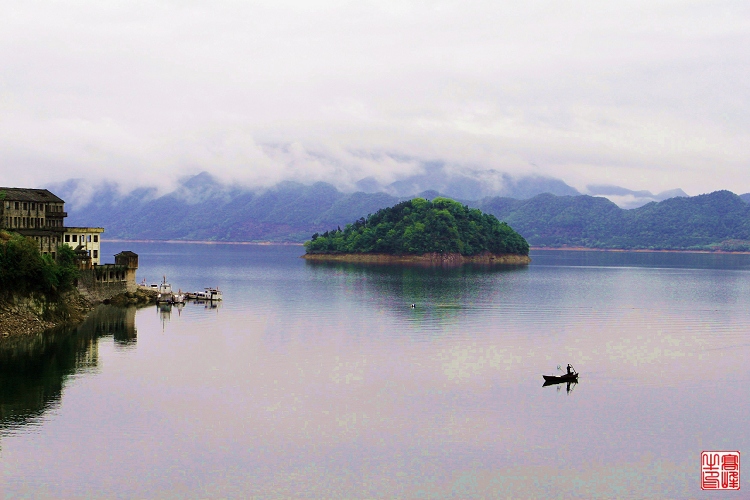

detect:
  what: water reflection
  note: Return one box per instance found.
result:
[531,248,750,270]
[304,258,529,276]
[542,379,579,394]
[155,301,220,328]
[0,305,136,432]
[304,259,528,328]
[3,245,749,498]
[193,299,221,310]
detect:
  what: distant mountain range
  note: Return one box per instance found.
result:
[52,172,750,251]
[476,190,750,251]
[583,185,689,209]
[355,163,580,200]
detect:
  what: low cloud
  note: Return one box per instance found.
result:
[1,1,748,195]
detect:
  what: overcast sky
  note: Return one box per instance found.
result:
[1,0,748,196]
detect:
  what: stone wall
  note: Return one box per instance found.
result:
[76,268,130,303]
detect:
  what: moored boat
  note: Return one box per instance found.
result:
[192,287,222,301]
[155,276,174,303]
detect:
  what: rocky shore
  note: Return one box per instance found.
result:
[105,287,158,307]
[0,287,157,339]
[302,252,531,265]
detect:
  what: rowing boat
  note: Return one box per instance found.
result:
[542,372,578,382]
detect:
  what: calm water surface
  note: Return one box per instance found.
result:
[1,244,749,499]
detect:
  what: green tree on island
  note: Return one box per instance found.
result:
[304,197,529,256]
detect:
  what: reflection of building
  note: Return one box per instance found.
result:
[0,305,138,430]
[0,325,88,429]
[0,187,105,264]
[87,304,137,344]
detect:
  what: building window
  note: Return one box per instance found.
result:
[65,234,70,242]
[94,235,98,242]
[93,250,98,259]
[31,203,35,210]
[14,202,19,209]
[87,235,92,242]
[23,202,27,210]
[72,235,77,242]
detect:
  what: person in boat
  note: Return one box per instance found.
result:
[567,364,573,375]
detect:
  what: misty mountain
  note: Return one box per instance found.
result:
[52,174,750,251]
[585,185,689,209]
[57,175,402,242]
[355,163,580,199]
[56,170,578,242]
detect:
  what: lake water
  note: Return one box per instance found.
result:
[1,244,749,499]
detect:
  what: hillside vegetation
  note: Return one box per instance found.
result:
[477,190,750,250]
[0,231,79,297]
[304,197,529,256]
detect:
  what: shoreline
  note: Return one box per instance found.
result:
[0,289,157,340]
[301,252,531,265]
[104,239,304,246]
[530,246,750,255]
[0,291,92,339]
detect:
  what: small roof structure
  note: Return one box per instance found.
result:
[0,188,64,203]
[115,251,138,257]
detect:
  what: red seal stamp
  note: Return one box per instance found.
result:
[702,451,740,490]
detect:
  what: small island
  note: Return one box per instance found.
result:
[302,197,530,265]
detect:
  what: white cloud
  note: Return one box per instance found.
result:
[1,0,748,195]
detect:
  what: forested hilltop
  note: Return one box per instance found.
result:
[304,197,529,256]
[477,190,750,251]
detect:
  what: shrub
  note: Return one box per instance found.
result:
[0,231,79,297]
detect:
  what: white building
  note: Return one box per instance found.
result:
[62,227,105,265]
